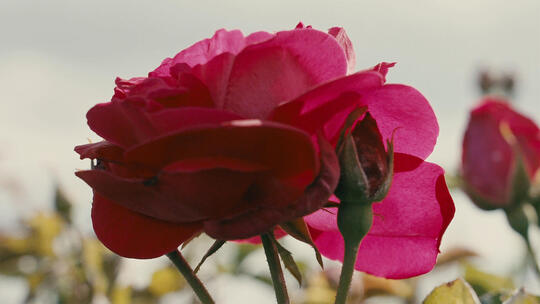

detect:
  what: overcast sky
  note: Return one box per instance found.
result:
[0,0,539,302]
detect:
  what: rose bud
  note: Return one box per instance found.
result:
[461,98,540,209]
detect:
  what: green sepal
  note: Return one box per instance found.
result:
[194,240,226,273]
[334,135,371,204]
[271,238,303,286]
[280,218,323,268]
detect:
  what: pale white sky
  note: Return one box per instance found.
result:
[0,0,539,302]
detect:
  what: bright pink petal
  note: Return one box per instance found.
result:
[270,71,384,143]
[306,154,454,279]
[150,29,274,78]
[192,28,348,118]
[113,77,146,100]
[370,62,396,82]
[328,27,356,74]
[361,84,439,159]
[270,71,384,145]
[91,193,201,259]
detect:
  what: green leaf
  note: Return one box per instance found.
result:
[508,152,531,207]
[423,278,481,304]
[194,240,226,273]
[272,238,302,286]
[464,263,514,296]
[280,218,323,268]
[502,289,540,304]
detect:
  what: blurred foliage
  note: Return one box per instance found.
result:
[423,279,540,304]
[1,178,539,304]
[0,185,189,303]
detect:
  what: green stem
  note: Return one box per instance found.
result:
[166,249,215,304]
[261,233,289,304]
[334,241,360,304]
[526,240,540,277]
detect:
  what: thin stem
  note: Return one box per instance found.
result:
[166,249,215,304]
[334,241,360,304]
[261,233,289,304]
[526,240,540,277]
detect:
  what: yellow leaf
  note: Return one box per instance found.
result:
[464,263,514,292]
[148,267,184,297]
[362,274,413,299]
[111,285,132,304]
[423,278,480,304]
[83,239,108,294]
[303,272,335,304]
[27,212,64,256]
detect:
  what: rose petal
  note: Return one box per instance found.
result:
[328,27,356,74]
[75,141,124,162]
[235,227,288,244]
[91,193,201,259]
[87,99,158,148]
[204,135,339,240]
[270,71,384,142]
[150,29,274,78]
[361,84,439,159]
[306,154,454,278]
[77,163,265,223]
[87,101,243,148]
[124,120,318,179]
[192,28,348,118]
[147,107,243,135]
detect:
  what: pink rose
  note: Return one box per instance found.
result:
[76,24,357,259]
[462,98,540,208]
[75,23,454,277]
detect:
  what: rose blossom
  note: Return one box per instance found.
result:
[461,97,540,208]
[76,24,355,259]
[75,23,454,275]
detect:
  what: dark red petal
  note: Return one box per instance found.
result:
[124,120,318,179]
[75,141,124,161]
[147,107,243,135]
[76,164,264,223]
[91,193,201,259]
[86,100,158,148]
[204,135,339,240]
